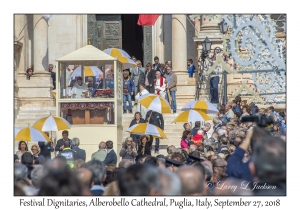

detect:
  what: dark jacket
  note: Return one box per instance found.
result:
[145,69,155,93]
[226,147,253,183]
[50,71,56,89]
[129,118,146,145]
[72,146,86,161]
[58,147,80,168]
[90,185,105,196]
[232,105,242,115]
[190,127,200,137]
[38,141,54,159]
[55,138,72,152]
[153,63,161,72]
[137,138,153,157]
[103,149,117,165]
[145,111,164,129]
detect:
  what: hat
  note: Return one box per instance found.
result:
[165,159,182,168]
[184,154,203,165]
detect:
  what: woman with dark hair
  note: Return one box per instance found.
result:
[137,135,153,159]
[16,141,28,160]
[180,130,191,150]
[129,112,146,145]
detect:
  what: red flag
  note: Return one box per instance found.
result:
[137,14,160,26]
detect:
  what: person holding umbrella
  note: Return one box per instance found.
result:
[145,110,164,154]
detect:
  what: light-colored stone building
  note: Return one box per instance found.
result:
[14,14,286,157]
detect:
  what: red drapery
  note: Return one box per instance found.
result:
[137,15,160,26]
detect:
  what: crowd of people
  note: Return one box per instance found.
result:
[14,91,286,196]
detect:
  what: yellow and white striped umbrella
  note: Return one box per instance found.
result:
[126,123,167,139]
[14,127,51,142]
[181,100,218,113]
[172,110,212,124]
[32,116,71,132]
[138,93,172,114]
[103,48,131,58]
[71,66,103,78]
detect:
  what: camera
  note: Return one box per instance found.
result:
[241,113,274,127]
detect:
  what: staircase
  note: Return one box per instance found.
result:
[14,106,57,152]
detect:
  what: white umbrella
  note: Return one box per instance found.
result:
[71,66,103,79]
[14,127,50,142]
[181,100,218,113]
[126,123,167,139]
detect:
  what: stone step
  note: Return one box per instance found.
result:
[19,106,56,111]
[18,111,56,116]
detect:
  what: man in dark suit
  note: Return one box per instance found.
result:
[55,130,72,152]
[145,62,155,93]
[103,140,117,165]
[49,64,56,89]
[71,137,86,161]
[146,110,164,154]
[152,56,161,73]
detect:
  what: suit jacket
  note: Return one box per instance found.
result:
[145,110,164,129]
[188,64,195,73]
[167,72,177,91]
[103,149,117,165]
[145,69,155,93]
[72,146,86,161]
[153,63,161,72]
[55,138,72,152]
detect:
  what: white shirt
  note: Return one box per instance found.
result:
[154,77,166,97]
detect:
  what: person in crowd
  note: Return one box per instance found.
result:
[176,166,204,195]
[165,67,177,113]
[16,140,28,160]
[216,136,228,153]
[48,64,56,89]
[123,70,134,114]
[82,160,106,196]
[192,130,203,146]
[190,121,201,137]
[38,132,54,160]
[146,110,164,154]
[55,130,72,152]
[38,158,84,196]
[30,165,44,193]
[212,158,227,184]
[187,59,196,78]
[71,137,86,161]
[210,69,220,104]
[135,84,149,119]
[70,76,87,98]
[180,130,191,150]
[240,105,250,121]
[240,100,247,109]
[213,118,222,132]
[74,159,85,170]
[153,56,161,73]
[250,135,286,195]
[159,63,165,77]
[137,135,153,158]
[225,103,234,119]
[86,77,97,96]
[58,140,79,169]
[167,145,176,155]
[91,141,107,161]
[232,99,242,115]
[30,144,44,165]
[157,168,182,196]
[183,123,191,131]
[14,163,28,181]
[154,70,166,98]
[119,137,138,163]
[129,112,146,145]
[119,159,134,169]
[131,60,145,97]
[14,154,19,163]
[165,159,182,172]
[75,168,93,196]
[144,62,155,93]
[21,152,35,180]
[103,140,117,165]
[118,163,160,196]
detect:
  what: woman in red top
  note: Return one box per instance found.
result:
[180,130,191,149]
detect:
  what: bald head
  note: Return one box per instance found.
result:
[76,168,93,189]
[176,166,204,195]
[99,141,106,149]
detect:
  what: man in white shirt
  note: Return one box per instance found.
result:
[225,103,234,119]
[135,84,149,119]
[70,76,87,98]
[154,71,166,98]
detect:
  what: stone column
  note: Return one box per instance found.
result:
[172,15,187,71]
[17,14,53,107]
[154,15,164,61]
